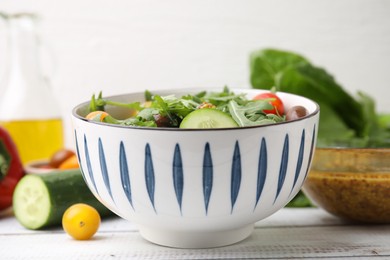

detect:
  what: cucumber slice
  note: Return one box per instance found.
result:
[13,175,51,230]
[180,108,238,128]
[13,169,113,230]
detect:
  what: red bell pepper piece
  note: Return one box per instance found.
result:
[0,126,25,211]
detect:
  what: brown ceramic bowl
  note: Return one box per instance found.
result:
[303,148,390,223]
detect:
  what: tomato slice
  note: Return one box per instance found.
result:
[253,92,285,115]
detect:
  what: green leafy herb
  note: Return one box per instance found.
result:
[228,100,284,127]
[88,94,142,113]
[87,88,287,128]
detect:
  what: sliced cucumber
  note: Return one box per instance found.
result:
[13,169,113,230]
[180,108,238,129]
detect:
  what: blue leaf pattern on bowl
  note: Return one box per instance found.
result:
[120,141,134,210]
[84,135,98,194]
[275,134,289,203]
[231,141,242,213]
[80,123,317,216]
[203,142,213,215]
[74,131,85,180]
[255,138,267,209]
[145,143,156,213]
[290,129,305,195]
[304,125,316,180]
[74,130,82,170]
[173,144,184,214]
[98,138,114,203]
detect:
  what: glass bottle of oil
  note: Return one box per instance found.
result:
[0,13,63,164]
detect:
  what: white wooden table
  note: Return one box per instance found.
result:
[0,208,389,259]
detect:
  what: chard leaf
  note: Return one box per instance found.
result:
[250,49,375,144]
[250,49,309,89]
[276,63,367,137]
[378,113,390,129]
[316,101,360,147]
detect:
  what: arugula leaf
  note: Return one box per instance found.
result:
[121,118,157,127]
[136,108,159,121]
[89,92,106,112]
[160,95,198,118]
[90,92,142,112]
[228,100,284,127]
[87,87,287,129]
[144,90,153,101]
[153,95,180,126]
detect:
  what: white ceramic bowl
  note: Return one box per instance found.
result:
[71,88,319,248]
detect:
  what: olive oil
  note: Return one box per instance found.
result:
[0,13,65,165]
[0,119,64,164]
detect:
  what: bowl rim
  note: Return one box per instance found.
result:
[315,147,390,152]
[72,87,320,132]
[312,147,390,173]
[24,159,61,175]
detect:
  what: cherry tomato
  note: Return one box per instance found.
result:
[49,149,75,168]
[253,92,285,115]
[58,155,79,170]
[86,111,109,122]
[62,203,101,240]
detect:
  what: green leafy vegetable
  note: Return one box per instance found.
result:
[250,48,390,148]
[89,92,142,113]
[87,88,285,128]
[286,191,314,208]
[228,100,284,127]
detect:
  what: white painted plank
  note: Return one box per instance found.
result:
[0,208,389,259]
[0,225,389,259]
[0,208,343,234]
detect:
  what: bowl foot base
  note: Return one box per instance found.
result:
[138,224,254,249]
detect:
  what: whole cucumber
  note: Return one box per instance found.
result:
[13,169,114,230]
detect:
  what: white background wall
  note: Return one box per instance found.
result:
[1,0,390,147]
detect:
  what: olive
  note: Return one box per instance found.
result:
[153,114,171,127]
[153,114,181,127]
[49,149,76,168]
[286,106,308,121]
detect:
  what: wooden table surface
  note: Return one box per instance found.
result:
[0,207,389,259]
